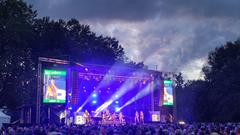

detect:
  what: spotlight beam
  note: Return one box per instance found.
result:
[95,71,146,114]
[76,91,96,112]
[76,64,124,112]
[117,84,152,111]
[95,63,128,90]
[94,81,135,114]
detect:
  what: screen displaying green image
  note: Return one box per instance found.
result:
[163,80,173,105]
[43,69,66,103]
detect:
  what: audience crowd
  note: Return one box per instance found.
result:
[1,123,240,135]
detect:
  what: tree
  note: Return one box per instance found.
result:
[0,0,137,110]
[202,39,240,122]
[174,73,199,122]
[174,73,184,121]
[31,18,125,65]
[174,73,184,90]
[0,0,36,109]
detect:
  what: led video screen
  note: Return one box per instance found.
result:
[43,69,66,103]
[163,80,173,105]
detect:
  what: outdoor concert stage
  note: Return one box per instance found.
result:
[42,61,174,125]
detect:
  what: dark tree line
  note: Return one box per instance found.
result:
[0,0,143,109]
[201,40,240,122]
[176,39,240,122]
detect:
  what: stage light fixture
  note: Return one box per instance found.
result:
[115,107,120,112]
[92,100,97,104]
[77,90,96,112]
[85,68,88,71]
[179,121,185,125]
[115,101,119,104]
[92,93,97,98]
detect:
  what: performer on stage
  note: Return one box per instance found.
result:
[111,112,116,124]
[140,111,144,124]
[105,109,111,120]
[84,110,90,124]
[119,112,124,124]
[134,111,139,124]
[101,111,106,123]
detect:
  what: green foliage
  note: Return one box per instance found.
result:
[0,0,37,108]
[174,73,204,122]
[200,39,240,122]
[0,0,132,109]
[174,73,184,90]
[176,40,240,122]
[31,18,125,64]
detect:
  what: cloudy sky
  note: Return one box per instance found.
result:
[26,0,240,80]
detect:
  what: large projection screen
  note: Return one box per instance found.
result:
[163,80,173,106]
[43,69,66,103]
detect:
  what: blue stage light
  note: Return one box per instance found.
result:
[115,101,119,104]
[92,100,97,104]
[92,93,97,98]
[115,107,120,112]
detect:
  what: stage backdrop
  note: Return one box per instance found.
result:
[43,69,66,103]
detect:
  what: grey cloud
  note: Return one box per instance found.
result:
[89,17,240,75]
[24,0,240,79]
[116,18,240,74]
[159,0,240,19]
[26,0,240,21]
[26,0,161,21]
